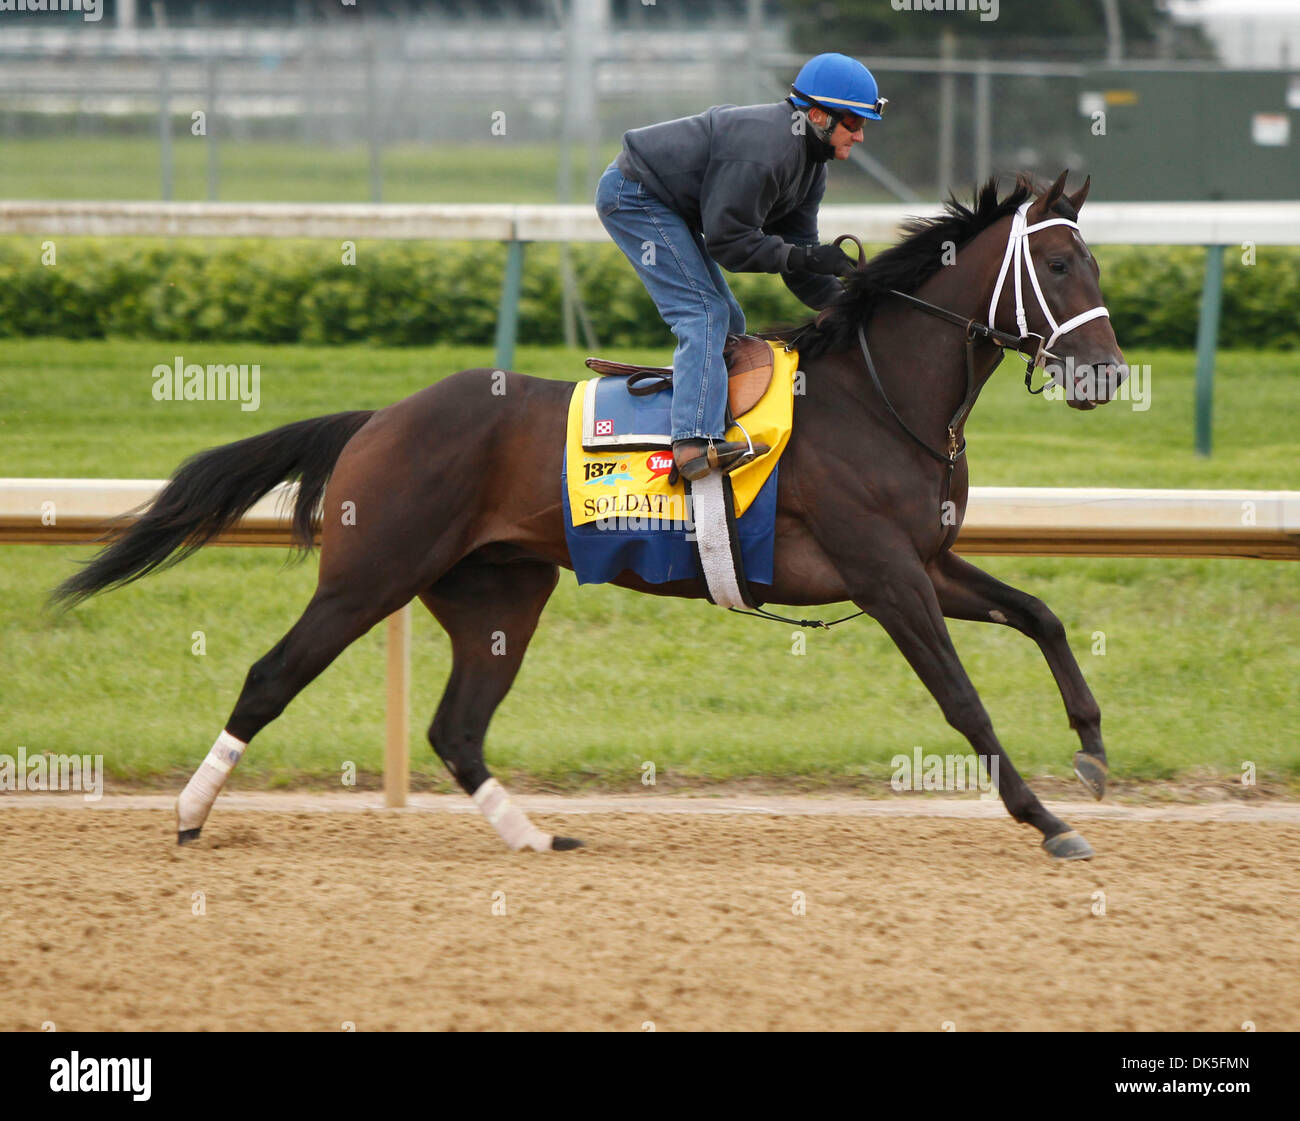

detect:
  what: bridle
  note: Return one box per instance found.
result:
[829,198,1110,483]
[742,196,1111,633]
[986,199,1111,377]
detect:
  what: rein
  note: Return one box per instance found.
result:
[831,204,1112,468]
[732,204,1110,630]
[829,234,1014,502]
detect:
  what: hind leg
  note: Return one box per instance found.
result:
[175,583,412,842]
[174,426,491,843]
[421,557,579,852]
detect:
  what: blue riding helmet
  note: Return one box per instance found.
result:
[789,53,887,123]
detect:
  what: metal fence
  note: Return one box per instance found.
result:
[1,4,1276,206]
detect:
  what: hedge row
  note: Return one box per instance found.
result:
[1,238,1296,350]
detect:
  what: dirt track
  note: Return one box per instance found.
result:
[2,795,1297,1031]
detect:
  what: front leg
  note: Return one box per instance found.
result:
[928,550,1107,799]
[851,560,1092,860]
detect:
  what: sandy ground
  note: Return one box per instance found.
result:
[1,794,1297,1032]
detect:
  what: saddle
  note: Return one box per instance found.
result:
[584,333,775,422]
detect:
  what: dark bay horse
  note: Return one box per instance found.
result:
[56,171,1125,860]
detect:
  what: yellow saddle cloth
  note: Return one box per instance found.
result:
[565,340,797,528]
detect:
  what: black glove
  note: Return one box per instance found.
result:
[786,243,855,276]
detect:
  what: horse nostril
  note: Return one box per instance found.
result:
[1099,365,1116,398]
[1085,358,1126,402]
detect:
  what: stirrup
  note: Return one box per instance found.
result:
[670,437,769,485]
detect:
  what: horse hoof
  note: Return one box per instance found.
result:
[552,836,583,851]
[1042,829,1094,861]
[177,828,202,845]
[1073,752,1107,800]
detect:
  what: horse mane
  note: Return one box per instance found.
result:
[783,172,1078,359]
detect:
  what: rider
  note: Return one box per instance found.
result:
[595,53,886,481]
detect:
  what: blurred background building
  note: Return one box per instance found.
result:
[0,0,1296,203]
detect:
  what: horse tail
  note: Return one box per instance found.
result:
[52,410,375,608]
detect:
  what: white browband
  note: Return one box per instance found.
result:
[987,199,1110,357]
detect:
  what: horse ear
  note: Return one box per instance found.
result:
[1037,169,1069,212]
[1066,175,1092,212]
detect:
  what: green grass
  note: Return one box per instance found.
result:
[1,338,1297,789]
[0,137,606,204]
[0,135,900,205]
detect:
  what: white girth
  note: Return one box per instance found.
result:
[988,199,1111,357]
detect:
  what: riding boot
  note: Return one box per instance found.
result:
[669,437,771,485]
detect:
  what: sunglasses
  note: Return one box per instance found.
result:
[841,97,888,126]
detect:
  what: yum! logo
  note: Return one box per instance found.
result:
[646,451,673,480]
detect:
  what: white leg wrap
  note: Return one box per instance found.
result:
[176,730,247,832]
[472,778,553,852]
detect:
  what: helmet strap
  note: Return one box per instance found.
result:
[808,109,838,144]
[791,102,836,146]
[788,85,846,145]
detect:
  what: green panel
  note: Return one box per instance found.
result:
[1080,70,1300,201]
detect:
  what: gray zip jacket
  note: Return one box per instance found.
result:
[616,101,842,309]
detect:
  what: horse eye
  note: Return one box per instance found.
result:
[1048,260,1068,275]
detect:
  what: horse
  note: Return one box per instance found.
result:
[55,170,1126,860]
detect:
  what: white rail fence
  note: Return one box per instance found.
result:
[3,199,1297,455]
[4,199,1298,244]
[3,479,1297,803]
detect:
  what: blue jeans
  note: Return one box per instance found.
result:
[595,161,745,442]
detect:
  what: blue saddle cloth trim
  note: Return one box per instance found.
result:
[562,461,778,589]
